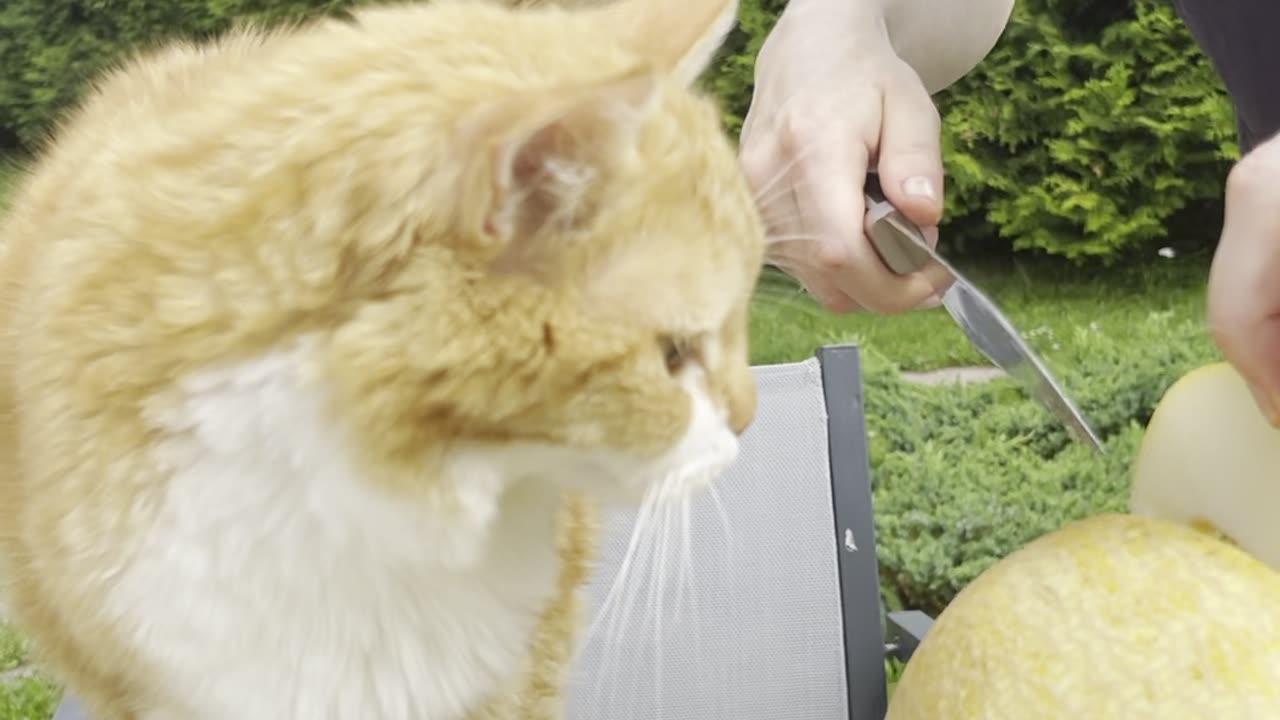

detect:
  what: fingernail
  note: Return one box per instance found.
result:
[902,176,937,201]
[1245,381,1280,427]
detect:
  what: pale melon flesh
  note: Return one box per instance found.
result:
[1131,362,1280,569]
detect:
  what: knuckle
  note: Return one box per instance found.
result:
[774,95,842,157]
[776,108,815,156]
[923,102,942,133]
[1209,322,1239,364]
[1206,303,1244,358]
[1206,301,1236,344]
[889,60,935,100]
[1227,148,1280,198]
[814,244,854,273]
[1226,160,1259,198]
[907,92,943,131]
[739,145,773,188]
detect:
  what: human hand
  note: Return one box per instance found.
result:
[1207,132,1280,427]
[738,0,946,313]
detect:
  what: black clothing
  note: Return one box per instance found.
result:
[1175,0,1280,154]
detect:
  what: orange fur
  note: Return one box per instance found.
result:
[0,0,763,717]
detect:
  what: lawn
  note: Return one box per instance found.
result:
[0,624,59,720]
[750,255,1209,370]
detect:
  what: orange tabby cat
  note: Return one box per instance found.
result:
[0,0,765,717]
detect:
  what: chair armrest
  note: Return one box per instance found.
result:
[885,609,934,662]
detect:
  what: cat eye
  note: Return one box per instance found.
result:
[659,335,696,375]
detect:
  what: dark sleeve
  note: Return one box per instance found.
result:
[1174,0,1280,154]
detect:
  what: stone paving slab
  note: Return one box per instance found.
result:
[901,366,1007,385]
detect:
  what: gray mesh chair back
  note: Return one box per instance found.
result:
[563,345,893,720]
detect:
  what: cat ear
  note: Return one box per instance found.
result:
[461,67,660,271]
[591,0,739,86]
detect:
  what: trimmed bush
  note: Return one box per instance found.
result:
[0,0,360,151]
[934,0,1240,261]
[705,0,1241,262]
[862,310,1223,615]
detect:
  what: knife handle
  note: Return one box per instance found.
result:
[864,173,931,275]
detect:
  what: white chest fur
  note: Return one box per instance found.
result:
[108,339,565,720]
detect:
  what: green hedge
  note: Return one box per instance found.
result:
[715,0,1241,261]
[0,0,1240,260]
[934,0,1239,262]
[0,0,361,151]
[863,310,1222,616]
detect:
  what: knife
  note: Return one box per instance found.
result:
[863,173,1104,451]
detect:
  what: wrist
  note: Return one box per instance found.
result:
[783,0,884,16]
[773,0,895,54]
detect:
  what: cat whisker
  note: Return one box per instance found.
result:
[674,490,692,624]
[583,468,737,713]
[764,233,824,245]
[706,482,734,549]
[752,208,803,230]
[651,477,676,711]
[748,139,825,209]
[751,178,815,217]
[614,491,660,652]
[751,285,832,318]
[585,484,663,708]
[753,181,792,208]
[683,489,710,659]
[588,487,656,647]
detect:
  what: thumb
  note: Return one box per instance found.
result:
[1209,142,1280,426]
[874,62,945,229]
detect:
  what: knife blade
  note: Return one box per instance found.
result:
[863,174,1104,451]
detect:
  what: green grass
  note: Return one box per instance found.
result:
[749,254,1210,371]
[0,676,59,720]
[0,625,58,720]
[0,157,20,212]
[0,625,29,673]
[885,657,907,703]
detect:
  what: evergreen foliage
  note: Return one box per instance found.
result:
[0,0,1242,258]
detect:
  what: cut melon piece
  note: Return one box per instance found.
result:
[1130,362,1280,569]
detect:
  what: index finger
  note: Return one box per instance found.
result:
[1209,146,1280,425]
[790,126,943,313]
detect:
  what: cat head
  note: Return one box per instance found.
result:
[8,0,765,507]
[325,0,765,500]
